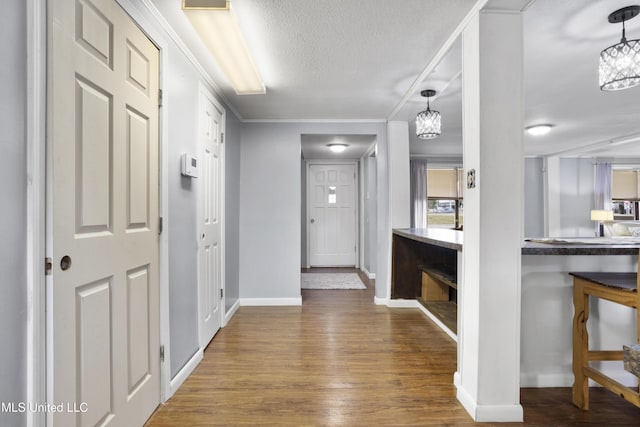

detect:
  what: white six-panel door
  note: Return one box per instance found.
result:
[308,164,357,266]
[49,0,160,425]
[198,86,223,348]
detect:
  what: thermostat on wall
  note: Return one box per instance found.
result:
[181,153,198,178]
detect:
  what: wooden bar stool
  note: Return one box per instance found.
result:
[570,253,640,410]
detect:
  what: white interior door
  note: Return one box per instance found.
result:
[308,164,357,266]
[198,87,223,348]
[49,0,160,425]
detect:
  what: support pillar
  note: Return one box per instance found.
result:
[457,9,524,422]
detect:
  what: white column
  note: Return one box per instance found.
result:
[458,10,524,422]
[387,121,411,229]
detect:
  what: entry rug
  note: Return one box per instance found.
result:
[301,273,366,290]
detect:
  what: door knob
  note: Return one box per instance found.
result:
[310,218,315,224]
[60,255,72,271]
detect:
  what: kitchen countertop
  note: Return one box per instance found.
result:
[523,238,640,255]
[393,228,463,251]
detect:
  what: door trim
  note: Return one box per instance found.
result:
[305,160,359,269]
[26,1,46,426]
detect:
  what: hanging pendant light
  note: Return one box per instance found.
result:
[599,5,640,91]
[416,90,441,139]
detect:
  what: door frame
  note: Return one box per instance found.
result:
[197,81,226,348]
[29,2,173,424]
[305,160,360,269]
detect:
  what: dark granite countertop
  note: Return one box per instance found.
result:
[522,239,640,255]
[393,228,463,251]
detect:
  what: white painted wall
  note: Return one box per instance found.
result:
[559,158,595,237]
[388,121,411,229]
[459,10,524,422]
[0,1,27,426]
[239,122,388,302]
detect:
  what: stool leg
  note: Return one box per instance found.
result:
[572,280,589,410]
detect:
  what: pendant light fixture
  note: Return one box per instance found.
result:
[416,90,441,139]
[599,5,640,91]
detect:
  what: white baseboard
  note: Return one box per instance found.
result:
[240,297,302,306]
[224,299,240,326]
[169,348,203,397]
[456,385,523,422]
[415,303,457,343]
[361,267,376,279]
[386,299,418,308]
[373,296,389,305]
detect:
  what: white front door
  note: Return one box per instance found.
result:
[308,164,357,266]
[49,0,160,425]
[198,86,224,347]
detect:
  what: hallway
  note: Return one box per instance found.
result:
[146,271,640,426]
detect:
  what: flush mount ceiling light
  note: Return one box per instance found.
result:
[599,5,640,91]
[183,0,266,95]
[328,144,348,153]
[525,124,554,136]
[416,90,441,139]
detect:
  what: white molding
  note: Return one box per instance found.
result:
[240,298,302,306]
[168,348,204,398]
[387,0,490,121]
[456,384,525,422]
[373,296,389,305]
[415,304,457,342]
[475,404,524,423]
[243,118,387,124]
[136,0,243,121]
[361,267,375,280]
[224,299,240,326]
[386,299,418,308]
[26,0,47,426]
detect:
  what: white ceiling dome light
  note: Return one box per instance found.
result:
[328,144,348,153]
[525,124,554,136]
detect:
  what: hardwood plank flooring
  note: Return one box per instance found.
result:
[146,269,640,426]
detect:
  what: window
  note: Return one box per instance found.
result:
[612,169,640,220]
[427,168,464,229]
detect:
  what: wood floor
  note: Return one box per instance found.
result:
[145,269,640,426]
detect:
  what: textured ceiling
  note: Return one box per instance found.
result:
[150,0,478,120]
[151,0,640,158]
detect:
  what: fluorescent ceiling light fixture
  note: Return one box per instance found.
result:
[328,144,348,153]
[416,90,441,139]
[600,6,640,91]
[525,124,554,136]
[183,0,265,95]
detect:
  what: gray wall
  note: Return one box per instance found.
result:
[524,157,544,238]
[559,157,595,237]
[239,122,388,300]
[165,44,201,377]
[0,1,27,426]
[364,154,377,274]
[225,110,241,312]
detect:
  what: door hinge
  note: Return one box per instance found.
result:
[45,257,52,276]
[220,288,224,299]
[158,89,163,108]
[158,217,163,235]
[160,345,165,363]
[221,132,224,144]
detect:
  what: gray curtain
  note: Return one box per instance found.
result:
[410,159,428,228]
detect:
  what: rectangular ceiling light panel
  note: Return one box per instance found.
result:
[183,0,266,95]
